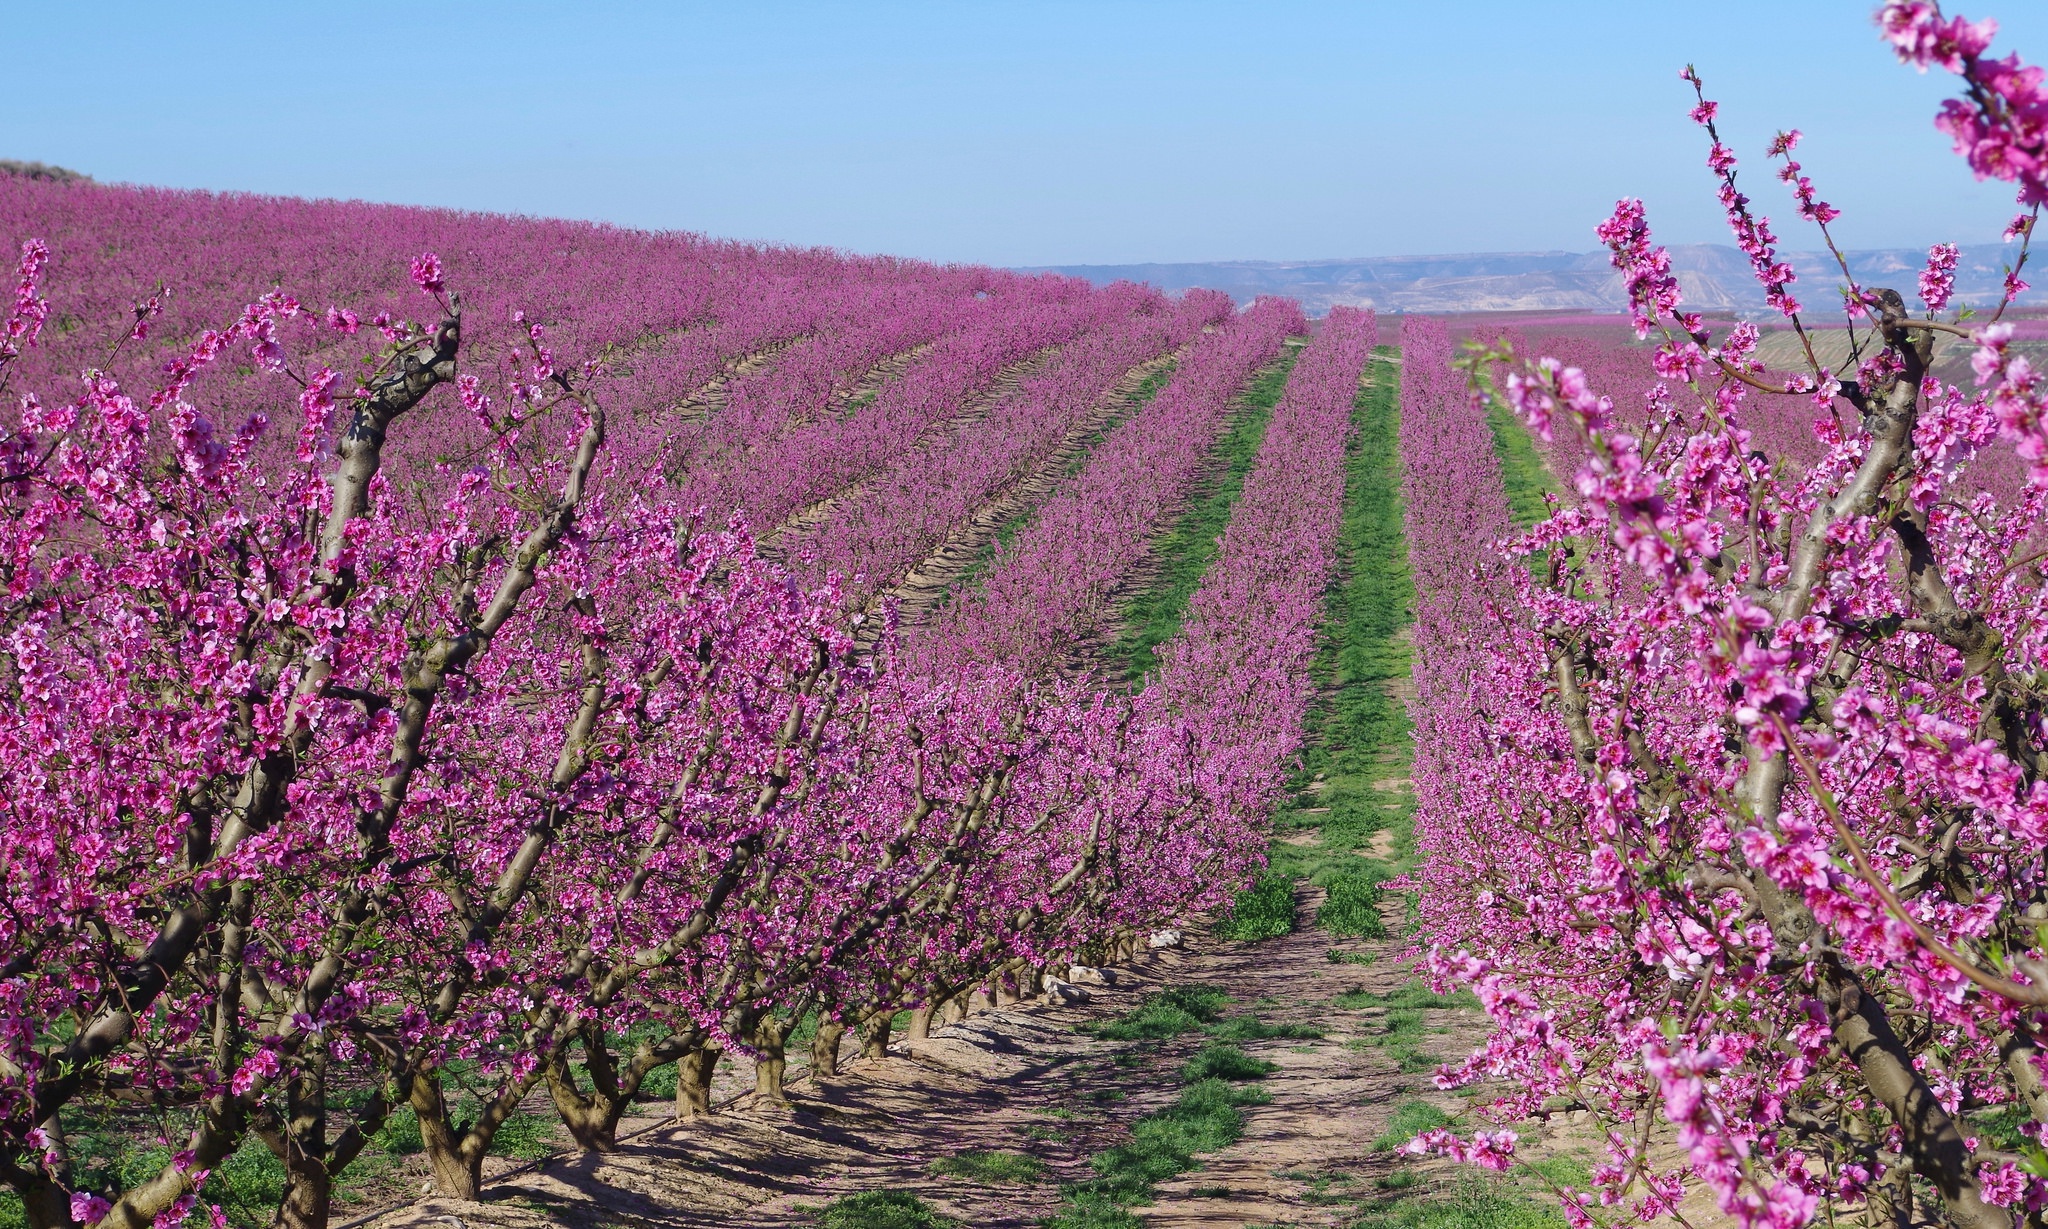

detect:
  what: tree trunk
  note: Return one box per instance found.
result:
[1865,1163,1914,1229]
[811,1018,847,1078]
[408,1071,482,1201]
[907,1005,935,1042]
[5,1167,73,1229]
[753,1017,790,1107]
[859,1009,894,1059]
[275,1061,332,1229]
[675,1046,720,1119]
[273,1145,331,1229]
[967,986,995,1017]
[544,1052,620,1152]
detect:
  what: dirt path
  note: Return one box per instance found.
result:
[365,888,1493,1229]
[849,343,1188,648]
[669,335,804,421]
[755,343,1062,563]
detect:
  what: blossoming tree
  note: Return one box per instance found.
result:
[1409,7,2048,1229]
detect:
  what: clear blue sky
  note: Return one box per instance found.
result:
[6,2,2044,266]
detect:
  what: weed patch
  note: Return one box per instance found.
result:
[1351,1174,1570,1229]
[1181,1043,1279,1082]
[1215,872,1296,941]
[1372,1100,1452,1152]
[1208,1015,1323,1042]
[930,1150,1045,1184]
[1094,986,1229,1040]
[1336,980,1480,1011]
[817,1190,955,1229]
[1317,871,1389,938]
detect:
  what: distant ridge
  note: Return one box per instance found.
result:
[0,159,89,184]
[1021,244,2045,315]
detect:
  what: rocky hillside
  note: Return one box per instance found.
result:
[1026,244,2043,315]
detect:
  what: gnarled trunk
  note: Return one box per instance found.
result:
[2,1162,72,1229]
[675,1045,720,1119]
[409,1070,482,1201]
[810,1017,848,1077]
[274,1062,331,1229]
[274,1145,330,1229]
[544,1050,619,1153]
[546,1024,701,1150]
[752,1017,790,1107]
[858,1008,894,1059]
[937,993,967,1027]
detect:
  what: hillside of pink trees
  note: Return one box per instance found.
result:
[0,169,1352,1229]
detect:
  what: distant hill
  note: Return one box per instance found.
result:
[1021,244,2045,315]
[0,159,89,184]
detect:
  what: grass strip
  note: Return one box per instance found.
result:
[1046,992,1311,1227]
[1112,349,1299,683]
[1220,347,1410,941]
[813,1190,955,1228]
[929,1150,1046,1184]
[1482,393,1558,530]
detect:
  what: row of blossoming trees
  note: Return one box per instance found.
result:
[0,165,1375,1229]
[1403,6,2048,1229]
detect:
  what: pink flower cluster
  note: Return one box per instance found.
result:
[1882,3,2046,204]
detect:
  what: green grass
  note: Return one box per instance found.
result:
[1333,981,1478,1074]
[1206,1015,1322,1042]
[1093,986,1229,1040]
[1350,1175,1571,1229]
[1264,349,1416,914]
[1327,948,1377,966]
[487,1110,558,1160]
[1180,1043,1278,1082]
[930,1149,1046,1184]
[1345,1009,1435,1073]
[1061,1078,1270,1211]
[816,1190,956,1229]
[1481,394,1558,530]
[1316,871,1388,939]
[1047,990,1291,1228]
[1214,872,1296,941]
[1337,980,1481,1011]
[1372,1100,1453,1152]
[1113,349,1300,682]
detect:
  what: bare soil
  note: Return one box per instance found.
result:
[756,342,1062,562]
[851,343,1190,647]
[670,335,805,421]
